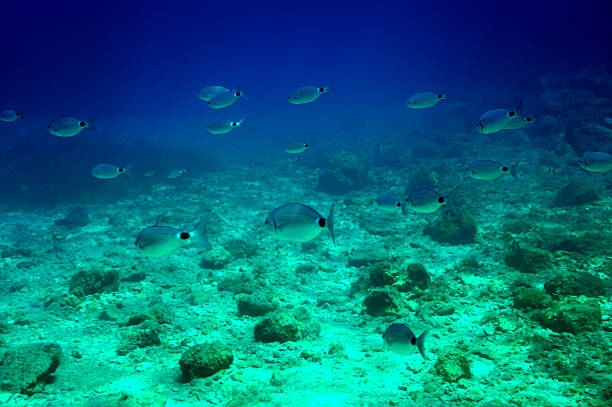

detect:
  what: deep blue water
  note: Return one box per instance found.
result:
[1,0,611,206]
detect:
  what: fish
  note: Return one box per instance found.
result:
[90,164,131,179]
[404,188,455,214]
[578,151,612,173]
[383,323,428,359]
[265,203,335,244]
[167,169,186,179]
[206,118,244,134]
[476,109,516,134]
[504,100,535,129]
[48,116,96,137]
[405,92,446,109]
[208,89,247,109]
[373,194,402,213]
[288,83,333,104]
[466,160,519,180]
[144,169,157,177]
[283,142,310,154]
[197,85,229,101]
[135,217,211,258]
[0,109,24,122]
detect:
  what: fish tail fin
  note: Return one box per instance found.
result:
[516,99,524,116]
[327,80,336,94]
[191,215,212,251]
[327,204,336,245]
[510,161,519,178]
[18,109,24,119]
[417,330,429,360]
[87,117,97,132]
[124,163,133,178]
[445,182,460,215]
[237,118,245,126]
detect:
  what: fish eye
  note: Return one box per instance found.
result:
[232,122,237,126]
[304,144,309,147]
[180,232,190,240]
[265,220,268,224]
[79,121,86,127]
[438,197,445,204]
[526,118,533,122]
[438,94,443,98]
[319,87,325,92]
[396,202,401,207]
[502,166,508,172]
[509,111,515,117]
[318,218,326,227]
[119,168,124,172]
[235,92,241,97]
[411,337,417,345]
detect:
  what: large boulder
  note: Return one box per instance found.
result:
[179,342,233,381]
[0,342,62,395]
[254,308,320,343]
[535,298,601,334]
[544,273,605,299]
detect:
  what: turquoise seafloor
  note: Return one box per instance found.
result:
[0,72,611,407]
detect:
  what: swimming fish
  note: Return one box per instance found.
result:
[167,169,186,179]
[404,188,455,214]
[476,109,516,134]
[135,217,211,258]
[90,164,131,179]
[208,89,247,109]
[284,143,310,154]
[48,116,96,137]
[288,83,333,104]
[144,169,157,177]
[206,118,244,134]
[265,203,335,244]
[578,151,612,173]
[373,194,402,213]
[466,160,519,180]
[383,323,428,359]
[0,109,24,122]
[405,92,446,109]
[197,85,229,101]
[504,100,535,129]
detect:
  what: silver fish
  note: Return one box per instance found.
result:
[284,142,310,154]
[405,92,446,109]
[197,85,229,101]
[0,109,24,122]
[404,188,454,214]
[48,116,96,137]
[466,160,518,180]
[206,118,244,134]
[208,89,247,109]
[135,217,211,258]
[383,323,428,359]
[90,164,131,179]
[578,151,612,173]
[167,169,186,179]
[288,83,333,104]
[476,109,515,134]
[265,203,335,244]
[373,194,402,213]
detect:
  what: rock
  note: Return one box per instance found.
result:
[433,349,472,382]
[254,308,320,343]
[54,207,90,228]
[404,168,438,195]
[223,239,258,259]
[423,212,477,245]
[69,269,119,298]
[544,273,605,299]
[404,263,430,290]
[564,121,612,156]
[179,342,233,381]
[535,298,602,334]
[0,342,62,395]
[217,272,258,294]
[512,288,554,311]
[199,246,232,269]
[504,241,551,274]
[363,288,401,316]
[347,249,386,268]
[116,320,161,355]
[316,151,369,194]
[368,262,397,287]
[236,293,277,316]
[553,181,599,207]
[120,270,147,282]
[124,300,175,326]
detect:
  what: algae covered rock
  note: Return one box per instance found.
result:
[199,246,232,270]
[433,349,472,382]
[254,308,320,343]
[0,342,62,395]
[553,181,599,207]
[223,239,258,259]
[512,287,554,311]
[347,248,386,268]
[423,212,477,245]
[69,269,119,297]
[535,298,602,334]
[316,151,369,194]
[236,293,277,316]
[504,241,551,273]
[363,288,401,316]
[179,342,233,381]
[368,262,397,287]
[544,272,605,299]
[116,320,162,355]
[54,206,90,228]
[404,263,430,290]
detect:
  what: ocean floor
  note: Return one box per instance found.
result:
[0,142,611,406]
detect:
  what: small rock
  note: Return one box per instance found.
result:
[504,241,551,274]
[236,293,277,316]
[535,298,602,334]
[179,342,233,381]
[423,212,477,245]
[363,288,401,316]
[223,239,258,259]
[513,288,554,311]
[69,269,119,298]
[120,270,147,283]
[116,320,161,355]
[54,207,90,228]
[434,349,472,382]
[254,308,320,343]
[316,151,369,194]
[544,273,605,299]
